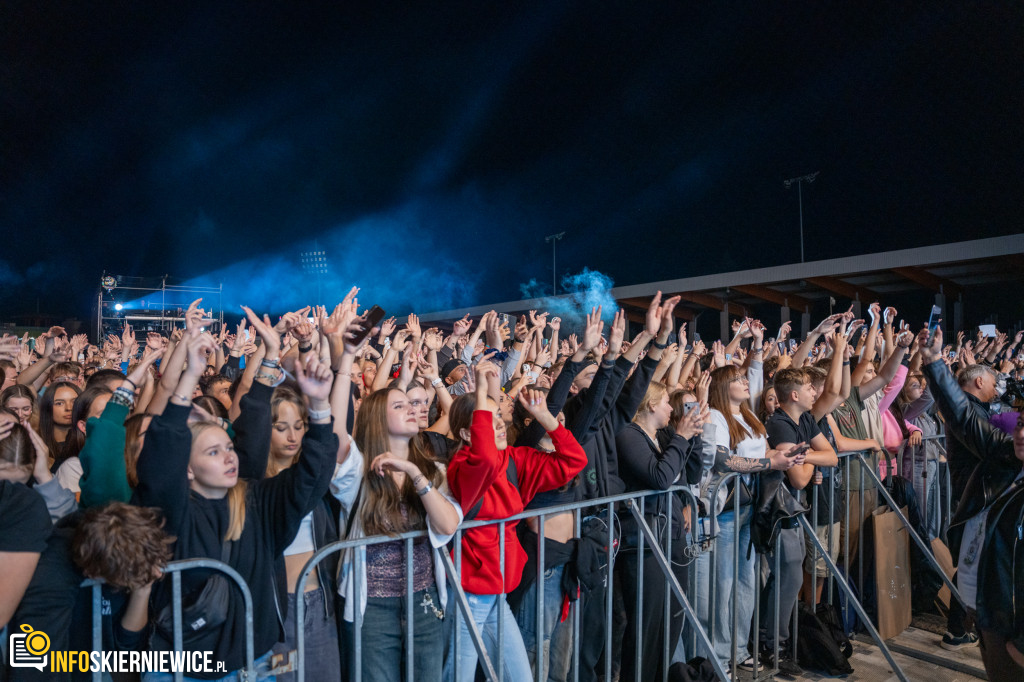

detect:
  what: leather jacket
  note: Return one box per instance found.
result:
[921,359,1021,555]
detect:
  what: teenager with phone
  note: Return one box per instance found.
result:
[762,368,837,674]
[695,359,805,672]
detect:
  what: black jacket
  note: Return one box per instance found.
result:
[134,396,338,678]
[568,354,660,501]
[617,423,703,545]
[922,359,1018,556]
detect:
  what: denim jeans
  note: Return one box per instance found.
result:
[143,651,275,682]
[351,585,445,682]
[513,564,566,680]
[691,505,756,665]
[444,590,533,682]
[547,608,574,682]
[270,587,340,681]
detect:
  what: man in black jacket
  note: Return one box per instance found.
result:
[931,356,999,650]
[919,328,1022,677]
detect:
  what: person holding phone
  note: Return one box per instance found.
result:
[762,368,838,674]
[694,363,805,672]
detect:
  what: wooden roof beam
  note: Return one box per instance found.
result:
[730,284,812,312]
[804,276,878,304]
[891,267,963,298]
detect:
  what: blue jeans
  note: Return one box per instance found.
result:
[513,564,566,680]
[143,651,275,682]
[444,590,533,682]
[691,505,756,665]
[351,586,445,682]
[271,588,340,681]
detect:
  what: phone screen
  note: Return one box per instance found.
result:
[927,305,942,343]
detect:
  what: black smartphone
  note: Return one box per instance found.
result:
[693,332,701,343]
[927,305,942,344]
[349,305,386,345]
[788,443,810,457]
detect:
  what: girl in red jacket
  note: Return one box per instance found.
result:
[444,361,587,682]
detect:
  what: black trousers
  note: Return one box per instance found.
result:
[619,542,689,682]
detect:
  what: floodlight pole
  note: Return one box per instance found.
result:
[783,172,819,263]
[545,232,565,295]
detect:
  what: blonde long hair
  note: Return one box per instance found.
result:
[189,421,247,542]
[354,389,443,537]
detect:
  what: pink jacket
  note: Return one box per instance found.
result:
[879,365,921,454]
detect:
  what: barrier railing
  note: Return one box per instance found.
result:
[78,435,963,681]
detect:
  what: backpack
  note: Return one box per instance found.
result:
[795,602,854,675]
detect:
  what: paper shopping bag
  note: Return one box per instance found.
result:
[931,537,956,610]
[872,505,912,640]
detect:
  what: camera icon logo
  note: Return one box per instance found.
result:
[9,624,50,671]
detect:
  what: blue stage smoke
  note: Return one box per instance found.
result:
[519,267,618,332]
[124,207,477,320]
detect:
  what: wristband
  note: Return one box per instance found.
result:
[172,392,191,404]
[843,360,851,366]
[431,378,444,387]
[298,343,313,353]
[753,346,763,353]
[255,371,279,383]
[416,481,433,496]
[122,377,138,389]
[261,358,281,369]
[653,340,668,349]
[307,407,332,421]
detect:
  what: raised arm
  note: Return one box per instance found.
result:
[445,362,505,512]
[135,333,215,535]
[258,354,340,554]
[79,350,163,508]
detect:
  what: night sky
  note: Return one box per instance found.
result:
[2,2,1023,320]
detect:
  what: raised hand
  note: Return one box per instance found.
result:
[917,327,943,363]
[406,313,421,339]
[184,299,205,334]
[675,401,710,439]
[240,306,282,358]
[695,370,712,404]
[748,318,765,345]
[185,333,217,377]
[518,387,557,430]
[580,306,604,352]
[883,307,897,326]
[452,314,472,338]
[292,320,315,344]
[274,306,312,336]
[548,316,561,332]
[645,291,664,337]
[711,340,726,368]
[423,329,443,352]
[294,354,334,403]
[777,320,792,342]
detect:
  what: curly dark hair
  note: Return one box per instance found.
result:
[72,502,175,589]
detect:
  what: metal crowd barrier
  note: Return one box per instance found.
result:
[78,436,962,682]
[81,557,256,682]
[293,485,727,682]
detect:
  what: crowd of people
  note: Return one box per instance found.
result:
[1,289,1023,681]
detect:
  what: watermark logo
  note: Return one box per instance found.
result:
[9,624,50,671]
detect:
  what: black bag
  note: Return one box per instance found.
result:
[816,600,854,659]
[751,472,807,555]
[795,602,854,675]
[155,542,232,644]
